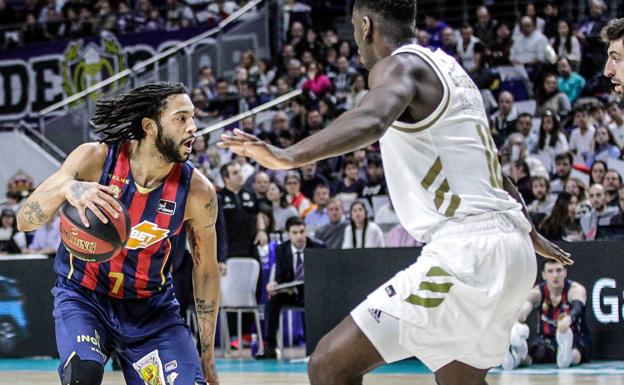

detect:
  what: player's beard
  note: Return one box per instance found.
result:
[155,120,188,163]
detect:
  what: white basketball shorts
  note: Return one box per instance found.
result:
[351,210,536,372]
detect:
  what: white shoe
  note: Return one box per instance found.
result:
[556,329,574,368]
[502,347,520,371]
[509,323,529,362]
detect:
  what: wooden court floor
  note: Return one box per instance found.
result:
[0,372,622,385]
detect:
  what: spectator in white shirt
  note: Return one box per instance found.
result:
[606,101,624,148]
[535,110,570,174]
[569,106,596,162]
[510,16,549,66]
[342,201,385,249]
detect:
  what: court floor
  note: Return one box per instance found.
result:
[1,357,623,385]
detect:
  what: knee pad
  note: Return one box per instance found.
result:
[62,355,104,385]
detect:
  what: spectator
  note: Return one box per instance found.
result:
[542,1,561,39]
[608,185,624,225]
[504,260,590,370]
[333,158,366,196]
[535,73,572,119]
[580,183,619,240]
[485,21,512,66]
[510,16,549,68]
[510,159,535,204]
[473,6,497,46]
[552,20,582,71]
[569,106,596,162]
[457,23,483,77]
[196,66,216,100]
[556,57,586,104]
[360,153,387,204]
[539,192,584,241]
[95,0,118,34]
[0,208,26,255]
[490,91,519,144]
[606,101,624,148]
[275,43,296,79]
[266,182,299,232]
[565,177,592,217]
[219,162,267,261]
[190,88,210,120]
[300,162,329,200]
[304,184,331,234]
[440,27,459,59]
[165,0,195,30]
[374,199,399,225]
[576,0,608,79]
[286,59,305,89]
[342,201,385,249]
[284,171,311,217]
[550,152,574,194]
[313,197,346,248]
[116,2,135,34]
[514,112,539,153]
[502,133,548,179]
[535,110,570,174]
[252,171,271,209]
[25,211,60,255]
[302,60,332,97]
[589,159,608,185]
[528,175,557,223]
[586,126,621,166]
[424,11,447,48]
[207,78,239,118]
[346,74,368,110]
[256,216,323,360]
[603,169,622,207]
[332,55,357,105]
[256,58,276,96]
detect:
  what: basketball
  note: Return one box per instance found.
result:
[59,200,131,263]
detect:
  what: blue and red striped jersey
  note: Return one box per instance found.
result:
[537,279,588,338]
[54,143,193,299]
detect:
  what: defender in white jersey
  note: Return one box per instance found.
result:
[219,1,572,384]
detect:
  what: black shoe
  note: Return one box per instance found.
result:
[255,348,277,360]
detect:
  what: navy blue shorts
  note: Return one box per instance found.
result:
[53,277,205,385]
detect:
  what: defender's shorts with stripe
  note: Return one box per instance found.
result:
[351,210,536,372]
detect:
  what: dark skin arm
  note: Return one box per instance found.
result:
[217,54,432,168]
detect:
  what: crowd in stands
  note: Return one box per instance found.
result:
[0,0,255,48]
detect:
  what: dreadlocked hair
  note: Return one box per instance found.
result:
[354,0,416,24]
[90,82,188,144]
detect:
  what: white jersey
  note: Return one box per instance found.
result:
[380,44,522,242]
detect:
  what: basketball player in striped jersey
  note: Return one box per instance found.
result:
[218,1,572,384]
[17,83,220,385]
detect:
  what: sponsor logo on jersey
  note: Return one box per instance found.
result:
[368,308,382,323]
[385,285,396,297]
[157,200,176,216]
[108,174,130,184]
[164,360,177,372]
[126,221,170,250]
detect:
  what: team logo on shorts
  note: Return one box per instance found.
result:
[133,349,166,385]
[385,285,396,297]
[368,308,382,323]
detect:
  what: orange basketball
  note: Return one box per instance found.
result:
[59,200,130,262]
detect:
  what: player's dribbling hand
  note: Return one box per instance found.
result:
[217,129,295,170]
[61,180,122,227]
[202,356,220,385]
[530,231,573,265]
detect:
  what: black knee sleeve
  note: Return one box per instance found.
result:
[62,355,104,385]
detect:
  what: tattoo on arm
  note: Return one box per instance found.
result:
[195,298,216,353]
[22,201,50,225]
[70,181,90,200]
[187,227,203,267]
[203,196,217,229]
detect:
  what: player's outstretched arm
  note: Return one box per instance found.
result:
[502,175,573,265]
[17,143,122,232]
[218,54,422,169]
[187,169,220,385]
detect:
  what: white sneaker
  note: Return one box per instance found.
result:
[509,323,529,362]
[556,329,574,368]
[502,347,520,371]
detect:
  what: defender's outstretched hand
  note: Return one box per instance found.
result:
[530,231,573,265]
[217,129,294,170]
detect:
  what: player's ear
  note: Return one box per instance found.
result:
[141,117,157,136]
[361,15,373,42]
